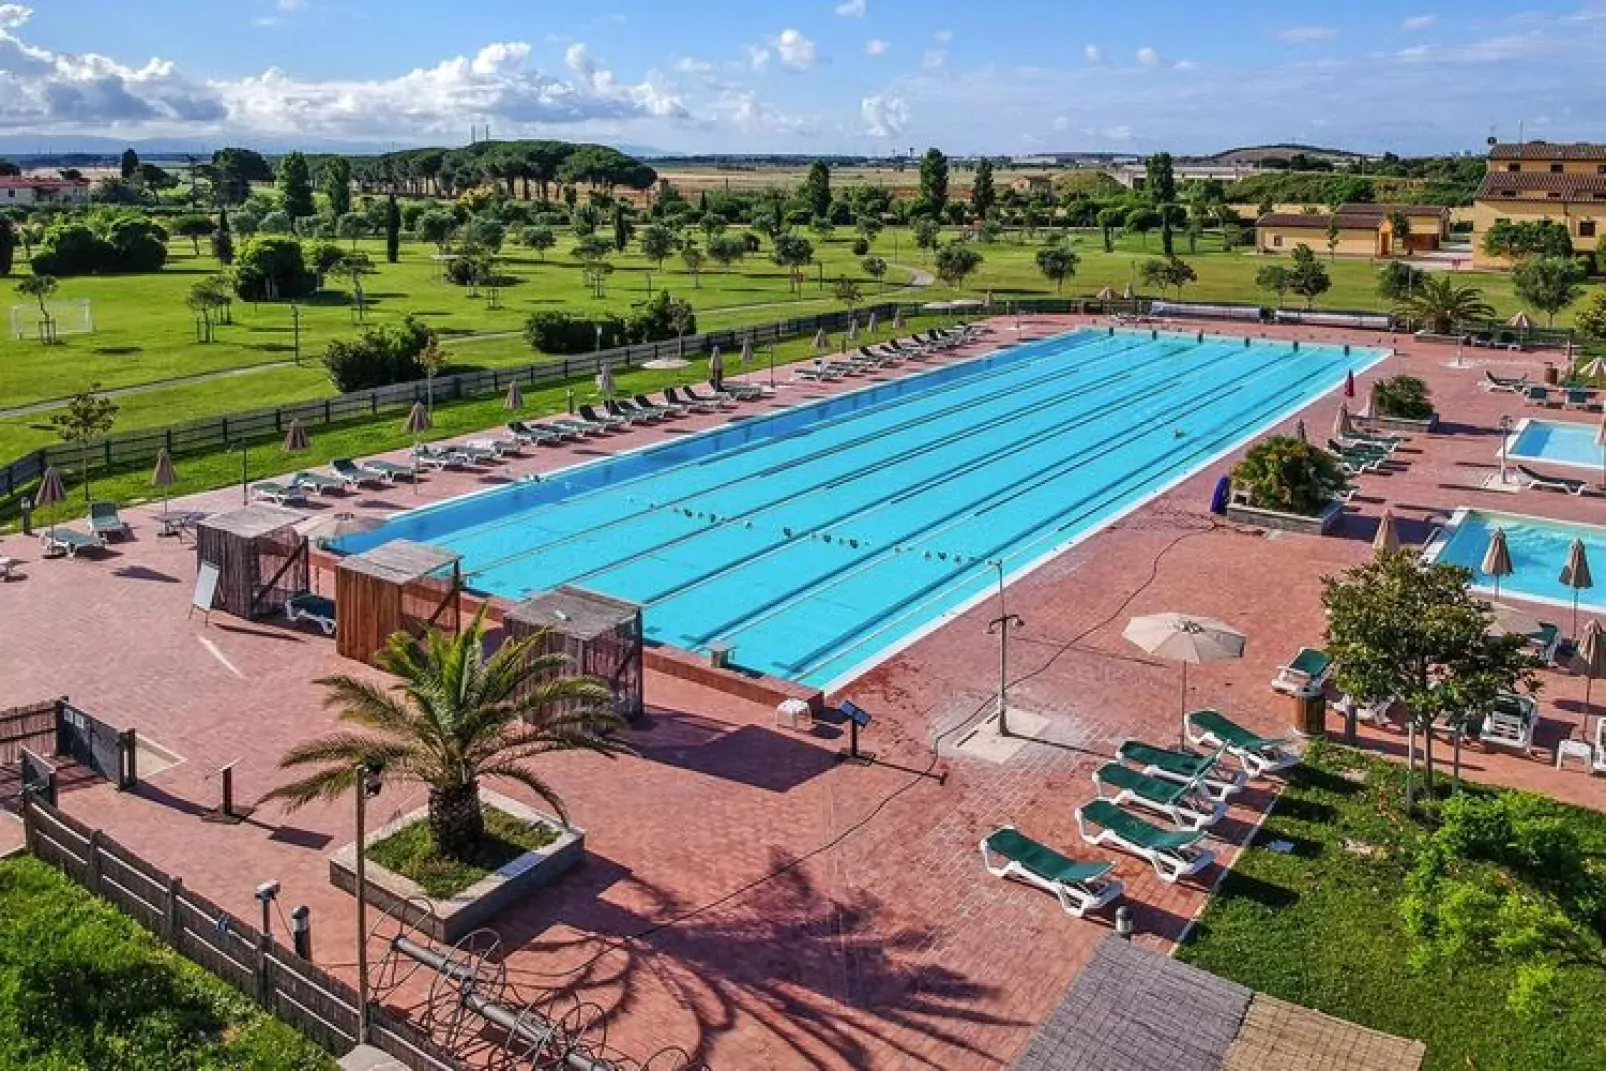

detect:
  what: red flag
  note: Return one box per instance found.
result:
[1344,370,1356,398]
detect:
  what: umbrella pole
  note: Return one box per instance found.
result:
[1179,661,1189,746]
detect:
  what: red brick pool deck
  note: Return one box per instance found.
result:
[1,317,1601,1068]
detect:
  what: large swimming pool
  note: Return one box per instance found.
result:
[1425,508,1606,614]
[337,329,1385,686]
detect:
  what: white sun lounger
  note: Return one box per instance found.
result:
[979,826,1123,917]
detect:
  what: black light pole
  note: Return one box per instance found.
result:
[354,760,384,1045]
[985,561,1024,738]
[290,304,302,366]
[236,442,250,505]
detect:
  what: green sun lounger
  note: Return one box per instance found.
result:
[285,592,337,635]
[1075,799,1214,883]
[293,470,347,494]
[1094,763,1225,831]
[1184,709,1300,778]
[88,501,129,540]
[252,481,307,506]
[980,826,1123,917]
[1116,740,1244,800]
[40,527,106,558]
[362,458,415,480]
[331,458,386,486]
[1272,646,1334,697]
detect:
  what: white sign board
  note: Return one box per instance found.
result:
[191,562,220,621]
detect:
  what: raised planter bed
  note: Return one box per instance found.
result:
[1225,497,1346,536]
[329,789,584,943]
[1365,411,1439,433]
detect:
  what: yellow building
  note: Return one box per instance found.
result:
[1471,142,1606,268]
[1255,204,1449,258]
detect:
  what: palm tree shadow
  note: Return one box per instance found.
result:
[476,848,1020,1068]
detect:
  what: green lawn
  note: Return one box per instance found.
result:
[369,806,559,900]
[1178,744,1606,1070]
[0,854,334,1070]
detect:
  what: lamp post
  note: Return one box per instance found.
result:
[1498,413,1513,486]
[354,760,383,1045]
[290,304,302,367]
[235,442,250,505]
[985,560,1024,738]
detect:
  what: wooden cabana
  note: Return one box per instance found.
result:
[334,540,461,663]
[505,587,644,723]
[195,505,308,620]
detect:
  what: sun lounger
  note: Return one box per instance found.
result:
[1480,693,1537,752]
[1564,388,1600,410]
[1075,799,1214,883]
[578,404,628,430]
[88,501,130,540]
[685,386,737,408]
[0,555,18,579]
[365,458,417,480]
[331,458,387,487]
[723,382,765,401]
[1116,740,1245,800]
[1184,709,1300,778]
[609,399,663,423]
[1516,464,1588,496]
[285,591,337,636]
[1271,647,1334,697]
[1328,437,1392,462]
[548,416,607,436]
[1523,385,1556,406]
[508,421,565,445]
[1527,622,1560,664]
[40,527,106,558]
[1093,762,1226,831]
[639,393,687,417]
[293,470,349,495]
[1483,370,1530,393]
[979,826,1123,917]
[665,387,717,413]
[467,437,520,458]
[795,362,845,382]
[252,481,307,506]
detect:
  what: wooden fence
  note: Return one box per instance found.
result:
[0,301,927,501]
[21,794,461,1071]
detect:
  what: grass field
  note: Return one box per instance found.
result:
[1,222,1590,474]
[0,853,333,1070]
[1178,744,1606,1071]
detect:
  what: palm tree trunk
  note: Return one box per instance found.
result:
[429,781,484,859]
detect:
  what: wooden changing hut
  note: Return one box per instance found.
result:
[334,539,461,663]
[505,587,643,723]
[194,505,308,620]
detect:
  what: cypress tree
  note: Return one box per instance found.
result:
[385,193,401,264]
[0,217,14,276]
[212,208,234,265]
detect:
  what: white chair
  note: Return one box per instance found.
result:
[1480,694,1537,753]
[1592,720,1606,776]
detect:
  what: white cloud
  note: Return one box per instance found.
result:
[834,0,866,17]
[710,89,817,136]
[933,30,953,44]
[746,46,770,72]
[1083,44,1104,64]
[0,2,31,27]
[276,0,304,10]
[775,28,817,71]
[1276,26,1337,44]
[923,49,947,69]
[672,56,712,74]
[864,38,889,56]
[1401,14,1437,32]
[1136,46,1162,67]
[1051,115,1068,131]
[860,93,908,137]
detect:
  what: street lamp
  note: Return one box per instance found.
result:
[234,442,250,505]
[985,560,1024,738]
[290,304,302,367]
[354,759,384,1045]
[1498,413,1514,485]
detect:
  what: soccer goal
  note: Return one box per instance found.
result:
[9,299,94,342]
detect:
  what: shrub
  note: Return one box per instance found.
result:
[30,213,168,275]
[322,316,435,391]
[1231,435,1350,515]
[445,252,492,287]
[523,311,632,354]
[307,241,345,280]
[1372,375,1433,420]
[852,237,870,256]
[631,289,695,344]
[232,237,317,301]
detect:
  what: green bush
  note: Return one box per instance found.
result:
[30,212,168,275]
[321,316,435,391]
[1231,435,1350,515]
[1372,375,1433,419]
[232,237,317,302]
[523,310,632,354]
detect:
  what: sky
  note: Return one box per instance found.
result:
[4,0,1606,156]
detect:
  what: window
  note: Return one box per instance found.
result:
[1501,190,1518,197]
[1595,193,1606,201]
[1550,163,1564,173]
[1599,164,1606,174]
[1548,192,1562,199]
[1273,235,1284,248]
[1507,163,1522,172]
[1582,221,1598,238]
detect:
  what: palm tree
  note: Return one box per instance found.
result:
[1394,275,1494,335]
[262,613,627,860]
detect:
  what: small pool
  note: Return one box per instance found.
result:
[1425,508,1606,613]
[1507,418,1606,472]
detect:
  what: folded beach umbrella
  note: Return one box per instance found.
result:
[596,358,615,399]
[1481,528,1513,601]
[740,336,753,367]
[151,448,177,516]
[504,380,523,411]
[867,312,878,336]
[813,328,829,351]
[846,318,858,343]
[708,346,724,392]
[1507,311,1534,332]
[404,401,432,434]
[1373,510,1400,556]
[1575,620,1604,733]
[1344,370,1356,399]
[282,418,309,454]
[1332,403,1352,439]
[1561,538,1594,638]
[36,465,66,546]
[1096,285,1117,301]
[893,309,906,330]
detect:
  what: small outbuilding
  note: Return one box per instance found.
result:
[504,587,644,724]
[195,505,308,621]
[334,539,461,663]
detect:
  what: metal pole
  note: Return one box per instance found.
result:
[290,906,312,959]
[354,775,370,1044]
[239,445,249,505]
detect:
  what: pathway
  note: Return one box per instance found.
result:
[0,265,937,420]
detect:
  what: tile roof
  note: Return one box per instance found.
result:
[1257,213,1381,230]
[1490,142,1606,161]
[0,176,88,189]
[1476,171,1606,200]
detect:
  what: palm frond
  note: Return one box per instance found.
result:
[478,763,571,824]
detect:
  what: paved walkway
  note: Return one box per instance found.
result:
[0,316,1599,1068]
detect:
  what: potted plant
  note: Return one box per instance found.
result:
[1368,374,1438,431]
[1227,436,1351,535]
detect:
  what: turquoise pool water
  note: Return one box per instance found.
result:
[1510,419,1606,471]
[337,329,1384,686]
[1428,509,1606,613]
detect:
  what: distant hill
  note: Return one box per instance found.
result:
[1208,144,1363,165]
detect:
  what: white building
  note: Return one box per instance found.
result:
[0,176,92,207]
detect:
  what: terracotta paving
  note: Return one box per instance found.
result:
[1,316,1602,1069]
